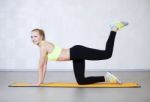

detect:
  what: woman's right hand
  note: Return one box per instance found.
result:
[32,82,43,86]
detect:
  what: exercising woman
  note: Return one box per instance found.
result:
[31,21,128,85]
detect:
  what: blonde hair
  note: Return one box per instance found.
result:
[32,28,45,40]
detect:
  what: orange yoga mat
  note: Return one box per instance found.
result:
[8,82,140,88]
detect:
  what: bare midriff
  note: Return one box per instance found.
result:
[57,48,71,61]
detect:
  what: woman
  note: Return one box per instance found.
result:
[31,21,128,85]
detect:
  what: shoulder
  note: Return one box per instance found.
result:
[40,41,54,51]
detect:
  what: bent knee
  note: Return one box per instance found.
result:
[76,79,87,85]
[77,82,87,85]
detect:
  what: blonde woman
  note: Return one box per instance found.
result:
[31,21,128,86]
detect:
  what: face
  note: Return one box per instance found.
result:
[31,31,43,45]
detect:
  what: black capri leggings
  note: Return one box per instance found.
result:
[70,31,116,85]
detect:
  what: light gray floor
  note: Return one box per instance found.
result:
[0,71,150,102]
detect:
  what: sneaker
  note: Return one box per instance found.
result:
[105,72,121,83]
[110,21,128,30]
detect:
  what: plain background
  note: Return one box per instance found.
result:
[0,0,150,71]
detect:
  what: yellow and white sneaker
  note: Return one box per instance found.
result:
[105,72,121,83]
[110,21,128,31]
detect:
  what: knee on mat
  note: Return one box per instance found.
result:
[77,79,87,85]
[77,82,86,85]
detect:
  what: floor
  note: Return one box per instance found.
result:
[0,71,150,102]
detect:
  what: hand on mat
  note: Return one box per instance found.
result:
[32,82,43,86]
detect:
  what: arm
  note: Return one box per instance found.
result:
[37,46,48,84]
[42,57,48,82]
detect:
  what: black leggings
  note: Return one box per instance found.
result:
[70,31,116,85]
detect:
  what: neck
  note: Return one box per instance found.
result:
[38,40,45,47]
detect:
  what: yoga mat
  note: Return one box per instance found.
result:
[8,82,140,88]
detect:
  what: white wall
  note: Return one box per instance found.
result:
[0,0,150,71]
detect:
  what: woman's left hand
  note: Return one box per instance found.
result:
[32,82,43,86]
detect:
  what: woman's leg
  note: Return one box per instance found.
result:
[70,21,128,85]
[70,31,116,60]
[70,31,116,85]
[72,59,105,85]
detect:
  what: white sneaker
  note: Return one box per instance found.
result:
[105,72,121,83]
